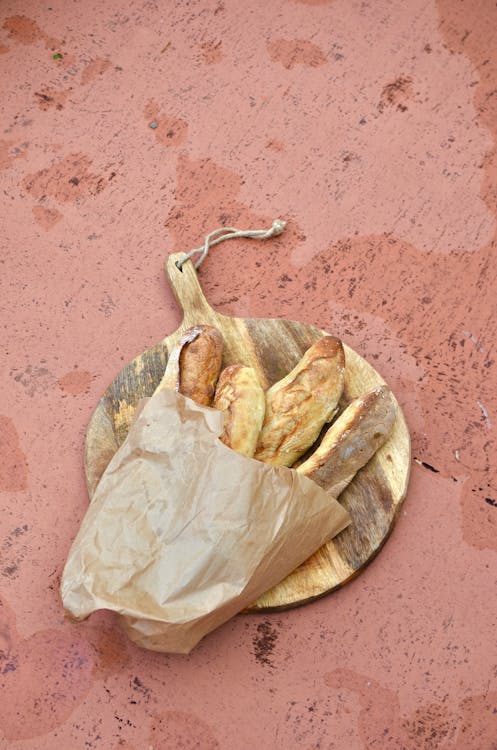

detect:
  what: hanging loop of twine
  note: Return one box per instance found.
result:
[175,219,287,271]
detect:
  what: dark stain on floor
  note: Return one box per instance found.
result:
[252,619,279,667]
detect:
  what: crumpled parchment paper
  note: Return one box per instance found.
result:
[61,389,350,653]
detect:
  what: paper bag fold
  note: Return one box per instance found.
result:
[61,389,350,653]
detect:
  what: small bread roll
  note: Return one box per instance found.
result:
[157,325,223,406]
[297,385,396,496]
[254,336,345,467]
[213,365,266,457]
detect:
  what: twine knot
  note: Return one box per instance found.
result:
[176,219,287,270]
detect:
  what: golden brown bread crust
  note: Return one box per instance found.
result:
[156,327,393,503]
[157,325,223,406]
[297,385,396,496]
[213,365,266,457]
[254,336,345,467]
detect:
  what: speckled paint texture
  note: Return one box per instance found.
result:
[1,0,496,747]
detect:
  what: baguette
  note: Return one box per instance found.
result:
[254,336,345,467]
[297,385,396,496]
[213,365,266,457]
[157,325,223,406]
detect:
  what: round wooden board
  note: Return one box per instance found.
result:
[85,254,411,611]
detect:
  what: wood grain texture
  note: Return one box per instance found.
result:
[85,253,411,611]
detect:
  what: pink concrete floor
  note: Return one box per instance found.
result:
[1,0,496,747]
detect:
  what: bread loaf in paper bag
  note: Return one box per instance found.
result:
[61,389,350,653]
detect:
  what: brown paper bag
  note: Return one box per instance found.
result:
[61,389,350,653]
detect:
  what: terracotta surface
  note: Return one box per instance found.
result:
[1,0,496,747]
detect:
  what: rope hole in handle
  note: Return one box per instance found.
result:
[174,219,287,271]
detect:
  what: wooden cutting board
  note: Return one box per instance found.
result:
[85,252,411,611]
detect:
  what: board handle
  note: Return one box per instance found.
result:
[165,252,217,326]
